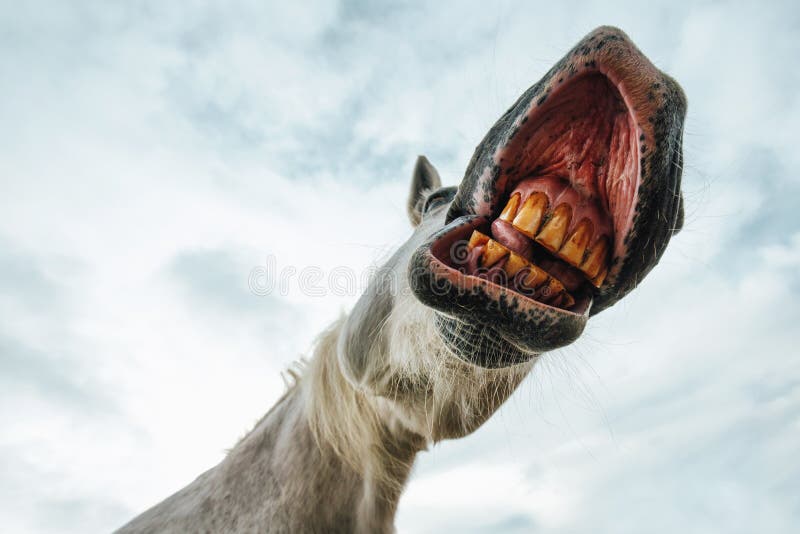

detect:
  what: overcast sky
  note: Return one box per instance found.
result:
[1,1,798,532]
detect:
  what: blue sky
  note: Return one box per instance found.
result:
[1,1,798,532]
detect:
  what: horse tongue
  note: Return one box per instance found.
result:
[536,257,585,292]
[490,219,532,259]
[492,216,583,293]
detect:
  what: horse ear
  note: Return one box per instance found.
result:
[407,155,442,226]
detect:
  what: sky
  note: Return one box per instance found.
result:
[1,0,798,532]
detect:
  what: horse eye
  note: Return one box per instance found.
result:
[422,187,456,215]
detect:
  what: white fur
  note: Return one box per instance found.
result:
[117,190,538,533]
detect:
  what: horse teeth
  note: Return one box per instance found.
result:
[521,264,549,290]
[511,193,548,237]
[558,219,593,267]
[537,280,559,303]
[499,193,521,222]
[590,266,608,288]
[467,230,490,250]
[580,236,609,279]
[504,252,529,277]
[535,204,572,251]
[558,291,575,308]
[549,291,575,308]
[542,276,566,300]
[481,239,510,267]
[462,226,579,309]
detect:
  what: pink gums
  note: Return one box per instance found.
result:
[499,73,639,260]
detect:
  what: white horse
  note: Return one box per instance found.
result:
[118,26,686,533]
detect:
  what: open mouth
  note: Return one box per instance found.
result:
[408,26,686,364]
[433,72,633,313]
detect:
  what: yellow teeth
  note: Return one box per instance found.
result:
[559,220,593,267]
[580,236,609,279]
[549,291,571,308]
[511,193,548,238]
[481,239,510,267]
[558,291,576,308]
[467,230,490,250]
[499,193,521,222]
[535,204,572,251]
[504,252,529,277]
[539,277,567,302]
[522,264,549,289]
[590,267,608,288]
[460,230,577,308]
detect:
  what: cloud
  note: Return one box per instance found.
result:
[169,247,277,313]
[0,335,107,409]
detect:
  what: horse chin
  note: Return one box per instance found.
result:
[432,314,536,369]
